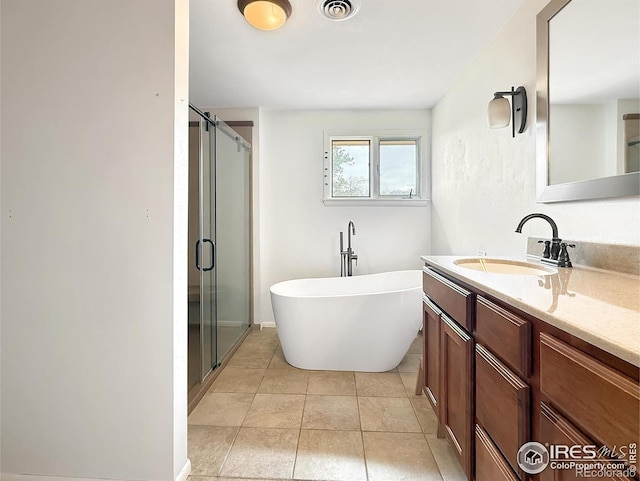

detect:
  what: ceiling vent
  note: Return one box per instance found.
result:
[316,0,359,21]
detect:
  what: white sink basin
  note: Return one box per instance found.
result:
[454,258,557,276]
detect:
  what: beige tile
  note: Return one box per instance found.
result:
[294,429,367,481]
[359,397,421,433]
[411,397,438,434]
[242,329,281,350]
[190,477,283,481]
[363,432,442,481]
[242,393,305,428]
[208,367,266,393]
[302,395,361,431]
[188,392,254,427]
[227,346,275,369]
[408,334,424,354]
[355,372,407,397]
[399,371,424,398]
[220,427,299,479]
[308,371,356,396]
[397,353,422,373]
[258,367,309,394]
[426,434,467,481]
[188,425,238,476]
[268,348,298,369]
[191,478,283,481]
[248,326,279,339]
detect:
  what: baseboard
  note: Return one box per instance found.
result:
[176,459,191,481]
[2,459,192,481]
[260,321,276,329]
[1,474,119,481]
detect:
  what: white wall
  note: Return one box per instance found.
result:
[257,109,431,325]
[431,0,640,257]
[0,1,189,480]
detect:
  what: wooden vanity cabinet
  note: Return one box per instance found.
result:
[422,261,639,481]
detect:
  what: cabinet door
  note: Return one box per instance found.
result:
[423,296,441,416]
[441,313,474,479]
[539,402,629,481]
[476,344,529,478]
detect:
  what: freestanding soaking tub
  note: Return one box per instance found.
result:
[270,270,422,372]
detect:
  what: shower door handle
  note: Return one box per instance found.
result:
[195,239,215,271]
[203,239,215,271]
[195,239,202,270]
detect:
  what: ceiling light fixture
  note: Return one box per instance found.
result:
[487,86,527,137]
[238,0,292,31]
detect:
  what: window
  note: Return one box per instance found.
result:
[323,131,427,205]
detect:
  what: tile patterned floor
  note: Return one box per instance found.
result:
[188,327,466,481]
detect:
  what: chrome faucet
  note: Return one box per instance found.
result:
[347,220,358,276]
[339,220,358,276]
[515,213,574,267]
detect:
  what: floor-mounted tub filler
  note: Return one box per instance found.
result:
[270,270,422,372]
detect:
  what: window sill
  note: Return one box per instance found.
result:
[322,198,430,207]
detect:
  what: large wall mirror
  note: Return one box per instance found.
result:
[536,0,640,202]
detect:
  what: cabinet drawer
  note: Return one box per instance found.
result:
[540,402,629,481]
[475,424,519,481]
[476,296,531,378]
[423,267,474,331]
[476,344,529,477]
[539,333,640,451]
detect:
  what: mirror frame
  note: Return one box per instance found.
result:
[536,0,640,203]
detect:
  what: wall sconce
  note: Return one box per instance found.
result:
[487,86,527,137]
[238,0,292,31]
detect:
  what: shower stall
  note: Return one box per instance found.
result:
[187,105,252,407]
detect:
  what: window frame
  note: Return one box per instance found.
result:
[323,130,429,206]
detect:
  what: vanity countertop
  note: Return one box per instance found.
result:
[421,255,640,368]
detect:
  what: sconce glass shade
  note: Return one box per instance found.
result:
[487,96,511,129]
[238,0,292,30]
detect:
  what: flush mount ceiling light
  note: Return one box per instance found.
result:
[238,0,292,31]
[315,0,360,21]
[487,86,527,138]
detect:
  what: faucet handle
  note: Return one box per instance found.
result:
[558,243,575,268]
[537,240,551,259]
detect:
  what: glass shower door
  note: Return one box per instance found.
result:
[215,117,251,359]
[198,117,216,380]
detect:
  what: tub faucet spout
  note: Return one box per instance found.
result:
[347,220,357,276]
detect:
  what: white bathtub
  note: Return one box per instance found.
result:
[270,270,422,372]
